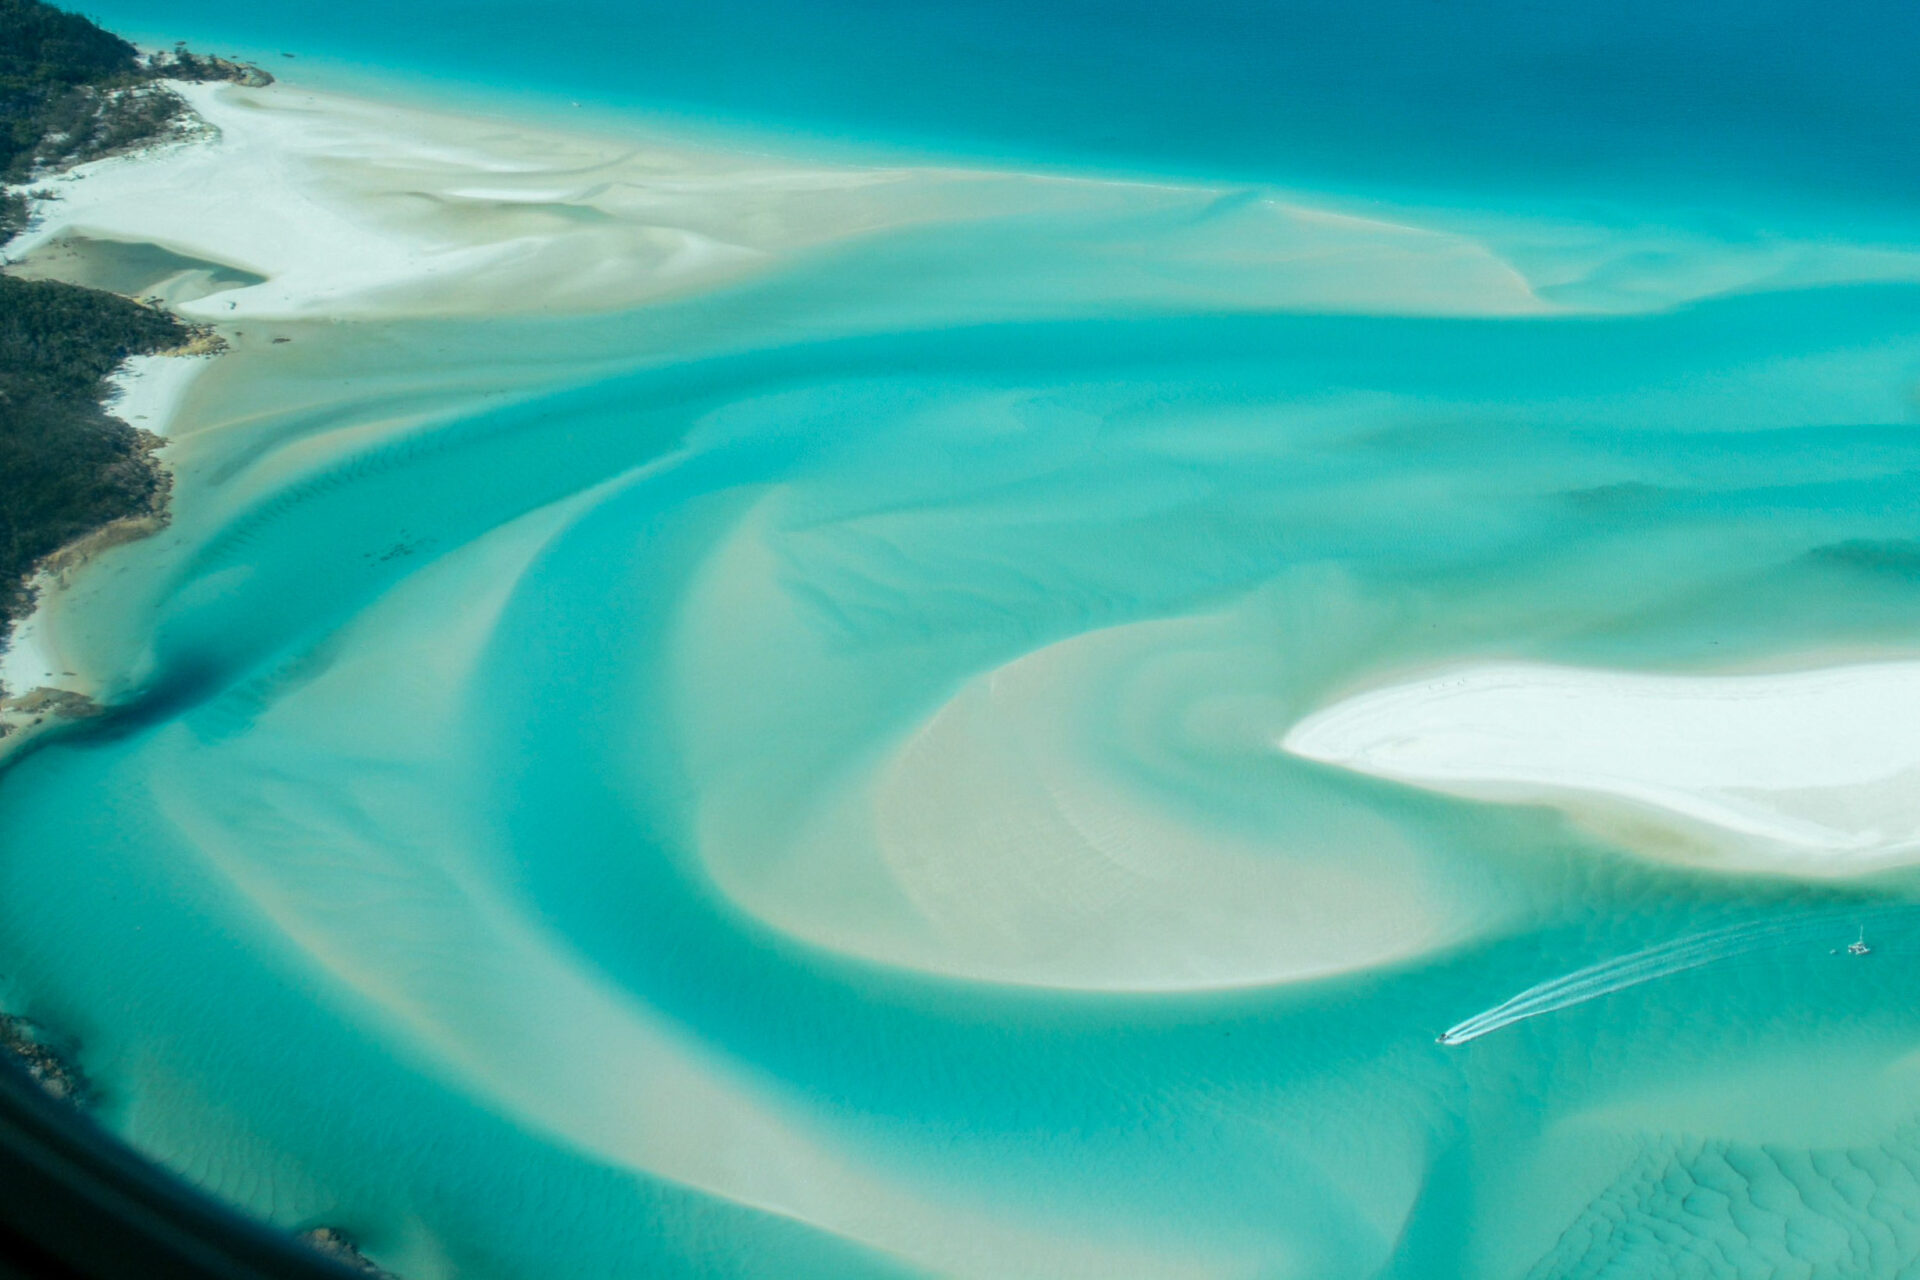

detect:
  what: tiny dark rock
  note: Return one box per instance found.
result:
[0,1013,90,1106]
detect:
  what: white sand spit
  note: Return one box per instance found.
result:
[8,81,946,319]
[6,80,1554,322]
[1282,661,1920,873]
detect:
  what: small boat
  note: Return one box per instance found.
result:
[1848,927,1871,957]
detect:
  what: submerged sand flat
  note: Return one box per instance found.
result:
[10,54,1920,1280]
[1284,661,1920,873]
[679,588,1485,991]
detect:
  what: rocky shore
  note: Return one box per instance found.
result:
[0,1012,90,1105]
[297,1227,401,1278]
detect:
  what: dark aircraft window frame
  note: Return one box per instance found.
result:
[0,1055,365,1279]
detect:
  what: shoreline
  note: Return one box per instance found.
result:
[0,66,954,752]
[102,349,219,439]
[0,78,976,322]
[0,25,264,753]
[0,297,218,754]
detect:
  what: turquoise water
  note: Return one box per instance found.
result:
[8,4,1920,1277]
[74,0,1920,220]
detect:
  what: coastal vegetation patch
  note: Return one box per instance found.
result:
[2,2,262,641]
[0,273,188,631]
[2,0,269,189]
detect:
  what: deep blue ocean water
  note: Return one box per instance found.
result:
[6,3,1920,1277]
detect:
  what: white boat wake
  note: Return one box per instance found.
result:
[1439,909,1904,1045]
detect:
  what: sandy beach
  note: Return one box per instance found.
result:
[3,80,956,319]
[1283,660,1920,874]
[103,352,215,437]
[0,335,209,739]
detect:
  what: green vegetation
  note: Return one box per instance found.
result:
[0,0,138,90]
[0,3,263,640]
[2,0,270,183]
[4,0,148,179]
[0,273,187,625]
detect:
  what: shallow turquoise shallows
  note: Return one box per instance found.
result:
[8,3,1920,1277]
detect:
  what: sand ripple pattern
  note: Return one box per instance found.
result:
[7,81,1920,1280]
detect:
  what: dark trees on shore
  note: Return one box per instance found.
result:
[0,275,185,627]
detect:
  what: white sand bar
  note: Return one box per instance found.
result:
[1282,661,1920,873]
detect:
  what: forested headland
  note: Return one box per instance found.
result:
[1,0,255,647]
[3,0,269,229]
[0,274,192,626]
